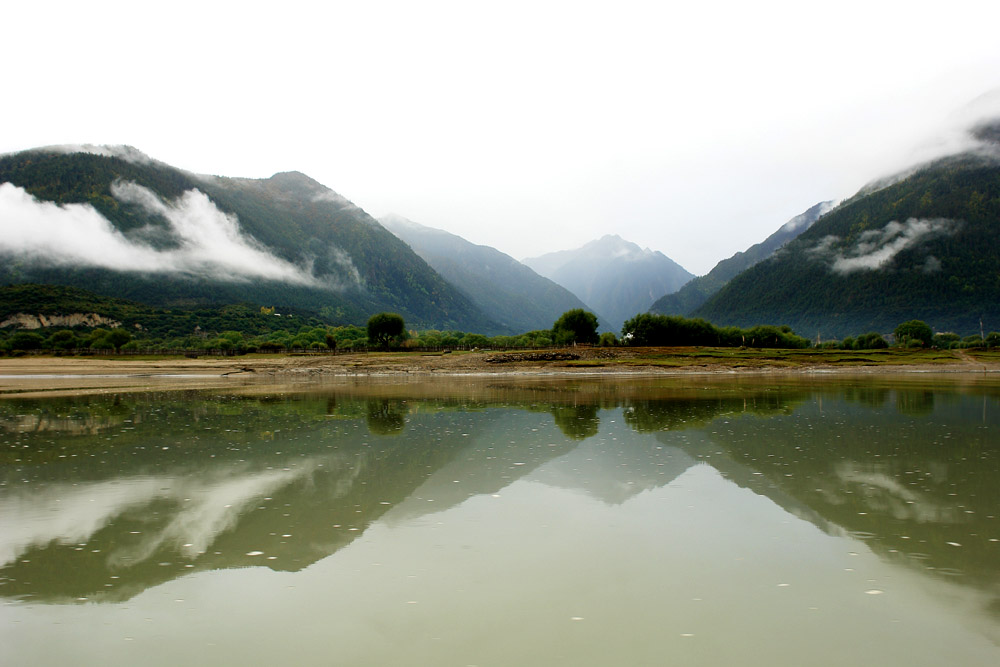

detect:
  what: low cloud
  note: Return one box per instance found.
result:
[32,144,154,165]
[327,246,362,286]
[805,218,959,274]
[780,200,839,235]
[0,181,333,286]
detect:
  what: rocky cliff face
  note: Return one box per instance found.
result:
[0,313,123,329]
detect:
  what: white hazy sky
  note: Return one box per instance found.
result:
[4,0,1000,275]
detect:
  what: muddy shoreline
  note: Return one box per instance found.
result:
[2,347,998,397]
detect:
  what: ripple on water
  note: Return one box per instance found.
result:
[848,531,877,540]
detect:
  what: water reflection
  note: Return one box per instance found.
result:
[365,398,408,435]
[1,379,999,638]
[685,388,1000,598]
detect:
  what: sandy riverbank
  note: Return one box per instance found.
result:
[1,347,998,397]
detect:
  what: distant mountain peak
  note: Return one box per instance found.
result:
[268,170,321,186]
[380,214,594,332]
[217,170,359,210]
[266,171,337,198]
[579,234,660,261]
[523,235,693,331]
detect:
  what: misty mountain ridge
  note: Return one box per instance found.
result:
[650,200,837,316]
[9,110,1000,344]
[692,120,1000,338]
[0,148,501,332]
[524,235,693,332]
[380,214,595,332]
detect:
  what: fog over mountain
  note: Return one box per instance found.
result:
[0,180,323,286]
[0,149,499,332]
[692,118,1000,337]
[650,200,837,316]
[524,235,693,332]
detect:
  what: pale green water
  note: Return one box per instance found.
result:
[1,378,999,665]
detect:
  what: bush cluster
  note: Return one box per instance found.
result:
[620,313,811,348]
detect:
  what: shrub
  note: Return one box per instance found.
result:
[961,335,984,349]
[855,332,889,350]
[9,332,45,350]
[598,332,618,347]
[894,320,933,347]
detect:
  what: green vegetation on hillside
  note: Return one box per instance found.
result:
[0,285,554,354]
[7,287,999,359]
[650,201,832,316]
[0,151,498,332]
[694,158,1000,337]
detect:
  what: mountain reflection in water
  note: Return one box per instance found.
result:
[1,378,998,642]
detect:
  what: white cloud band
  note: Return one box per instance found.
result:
[0,181,326,286]
[805,218,959,274]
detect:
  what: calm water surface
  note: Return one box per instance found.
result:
[1,377,999,665]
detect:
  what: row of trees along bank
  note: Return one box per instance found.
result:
[2,309,999,355]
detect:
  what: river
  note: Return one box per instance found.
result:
[1,376,998,665]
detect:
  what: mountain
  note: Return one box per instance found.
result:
[693,120,1000,338]
[380,214,594,332]
[523,235,694,332]
[650,200,836,316]
[0,147,499,332]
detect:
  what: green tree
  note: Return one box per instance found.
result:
[460,333,489,348]
[855,332,889,349]
[933,332,961,348]
[9,332,45,350]
[961,335,984,349]
[87,327,131,351]
[552,309,599,345]
[894,320,933,347]
[46,329,80,350]
[367,312,406,348]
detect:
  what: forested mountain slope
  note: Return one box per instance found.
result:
[0,149,499,332]
[650,200,835,316]
[694,138,1000,338]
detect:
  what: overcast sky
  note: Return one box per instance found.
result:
[4,0,1000,275]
